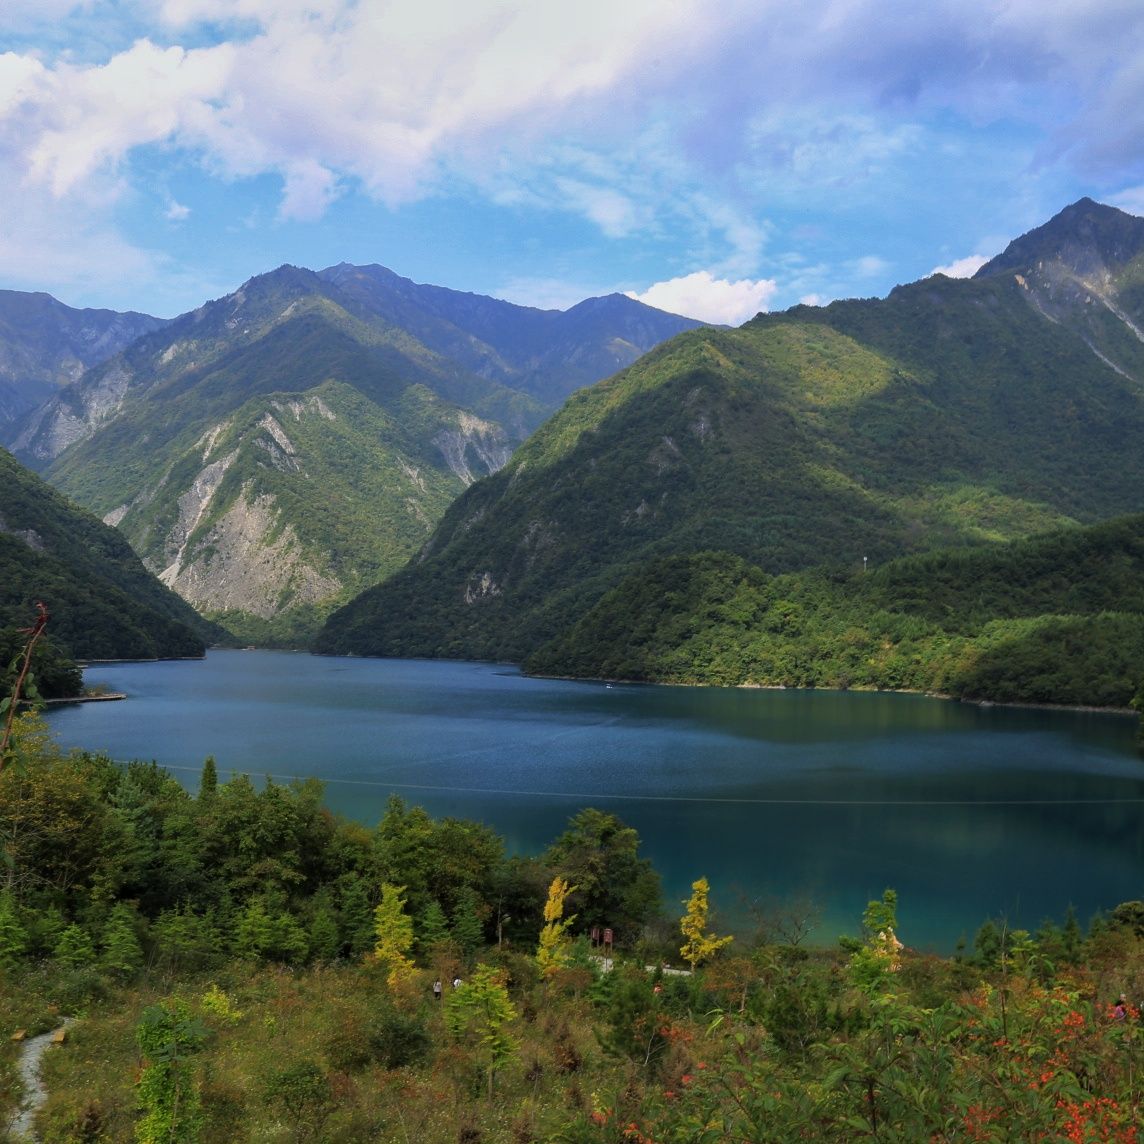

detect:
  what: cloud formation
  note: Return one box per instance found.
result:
[628,272,778,326]
[2,0,1144,314]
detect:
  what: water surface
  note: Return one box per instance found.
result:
[49,650,1144,950]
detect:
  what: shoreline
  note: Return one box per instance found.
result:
[42,692,127,705]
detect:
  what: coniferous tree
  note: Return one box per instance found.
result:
[451,886,484,960]
[373,883,416,989]
[101,902,144,979]
[417,899,450,955]
[55,922,96,967]
[308,891,340,964]
[198,756,218,803]
[337,873,376,959]
[537,876,577,978]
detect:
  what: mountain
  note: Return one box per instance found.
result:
[0,290,164,431]
[315,199,1144,666]
[318,263,710,404]
[9,266,702,645]
[0,447,214,660]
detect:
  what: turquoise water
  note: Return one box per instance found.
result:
[48,650,1144,951]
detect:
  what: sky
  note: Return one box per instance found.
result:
[2,2,1144,326]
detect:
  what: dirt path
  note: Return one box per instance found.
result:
[8,1021,72,1142]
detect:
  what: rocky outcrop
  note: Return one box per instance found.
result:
[159,484,340,617]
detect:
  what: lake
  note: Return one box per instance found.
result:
[47,649,1144,952]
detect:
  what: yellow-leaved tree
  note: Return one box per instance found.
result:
[680,876,733,972]
[373,882,416,990]
[537,875,577,978]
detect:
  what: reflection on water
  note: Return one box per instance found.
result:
[49,650,1144,951]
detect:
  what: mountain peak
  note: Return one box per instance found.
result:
[975,198,1144,281]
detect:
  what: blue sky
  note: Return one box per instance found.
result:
[2,1,1143,324]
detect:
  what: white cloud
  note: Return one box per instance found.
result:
[930,254,988,278]
[164,197,190,220]
[627,271,778,325]
[853,256,890,278]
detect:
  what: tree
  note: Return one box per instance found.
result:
[679,876,733,972]
[373,882,416,990]
[0,602,49,773]
[444,964,518,1098]
[537,876,577,978]
[416,898,450,955]
[450,885,485,960]
[197,757,218,803]
[101,902,144,979]
[262,1061,334,1143]
[54,922,96,967]
[847,888,903,992]
[543,809,661,944]
[0,890,27,971]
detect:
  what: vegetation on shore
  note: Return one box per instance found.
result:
[525,513,1144,709]
[1,708,1142,1142]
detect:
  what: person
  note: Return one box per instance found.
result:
[452,976,462,990]
[433,979,442,1001]
[1113,994,1128,1021]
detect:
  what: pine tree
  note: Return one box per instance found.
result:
[308,890,340,964]
[101,902,144,979]
[417,899,450,954]
[54,922,96,967]
[198,756,218,803]
[679,876,733,973]
[337,873,376,959]
[451,886,484,960]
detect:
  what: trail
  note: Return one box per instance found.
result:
[7,1020,72,1142]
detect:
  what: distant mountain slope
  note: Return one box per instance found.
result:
[4,264,705,645]
[0,448,214,659]
[318,263,709,404]
[315,200,1144,664]
[0,290,164,430]
[22,267,534,644]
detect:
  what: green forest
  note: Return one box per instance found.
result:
[525,513,1144,710]
[1,709,1142,1142]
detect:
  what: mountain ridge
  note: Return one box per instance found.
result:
[315,198,1144,670]
[4,264,705,644]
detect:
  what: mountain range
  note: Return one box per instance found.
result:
[314,199,1144,687]
[0,267,704,644]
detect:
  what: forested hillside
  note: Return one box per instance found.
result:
[525,514,1144,707]
[0,448,216,661]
